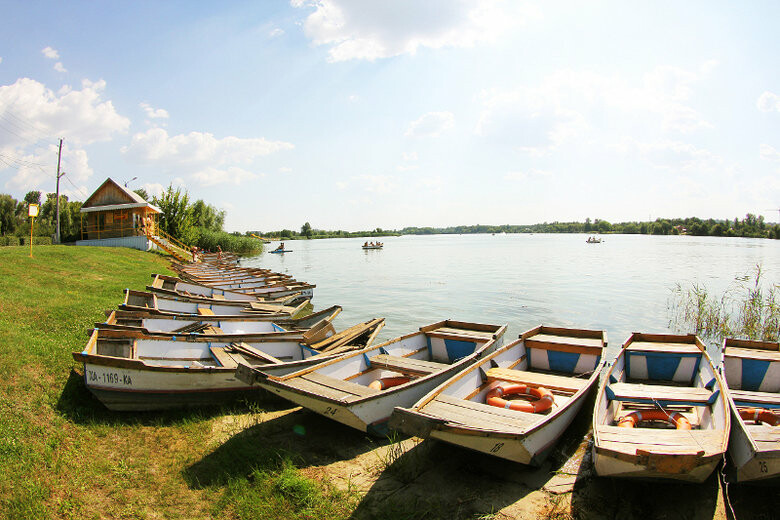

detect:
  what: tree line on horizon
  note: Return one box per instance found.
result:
[249,214,780,241]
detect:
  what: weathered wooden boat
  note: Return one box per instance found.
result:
[98,305,342,336]
[722,337,780,482]
[147,273,310,303]
[74,319,384,411]
[254,321,508,435]
[592,333,729,482]
[175,268,314,299]
[390,325,606,465]
[120,289,309,318]
[362,245,383,250]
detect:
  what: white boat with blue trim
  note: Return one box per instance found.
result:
[390,325,606,465]
[120,289,309,318]
[722,337,780,482]
[255,321,507,435]
[98,305,342,336]
[593,333,730,482]
[74,319,383,411]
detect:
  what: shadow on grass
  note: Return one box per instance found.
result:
[55,368,288,427]
[569,462,721,519]
[185,409,381,489]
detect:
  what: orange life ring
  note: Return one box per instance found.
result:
[618,409,692,430]
[368,376,410,391]
[739,408,779,426]
[485,382,554,413]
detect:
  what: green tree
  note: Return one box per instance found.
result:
[191,199,225,231]
[301,221,312,239]
[152,184,195,243]
[0,194,18,235]
[133,188,149,201]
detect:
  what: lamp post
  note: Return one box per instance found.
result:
[28,203,39,258]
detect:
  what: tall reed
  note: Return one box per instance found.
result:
[669,265,779,343]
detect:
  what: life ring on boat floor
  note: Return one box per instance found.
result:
[618,410,692,430]
[369,376,410,391]
[739,408,779,426]
[485,382,554,413]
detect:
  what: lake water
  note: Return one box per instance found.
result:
[244,234,780,359]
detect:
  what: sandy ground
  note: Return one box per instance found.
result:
[201,395,778,520]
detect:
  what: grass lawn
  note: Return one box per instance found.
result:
[0,246,355,520]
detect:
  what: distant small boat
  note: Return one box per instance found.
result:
[391,325,606,466]
[592,333,730,482]
[362,245,383,250]
[586,237,602,243]
[722,337,780,482]
[255,320,508,435]
[270,249,292,254]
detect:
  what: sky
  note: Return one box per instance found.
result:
[0,1,779,232]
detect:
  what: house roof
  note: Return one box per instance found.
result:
[80,178,161,214]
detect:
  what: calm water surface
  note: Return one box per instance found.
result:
[244,234,779,359]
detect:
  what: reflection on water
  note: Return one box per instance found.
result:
[244,234,780,359]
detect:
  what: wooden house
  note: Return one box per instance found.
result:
[77,178,162,250]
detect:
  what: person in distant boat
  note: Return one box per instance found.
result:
[274,242,285,252]
[363,241,368,247]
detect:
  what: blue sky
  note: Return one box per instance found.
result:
[1,1,779,231]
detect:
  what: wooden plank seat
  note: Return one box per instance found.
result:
[294,372,380,401]
[486,367,590,394]
[421,393,538,433]
[197,308,216,316]
[428,327,496,341]
[724,347,780,362]
[747,426,780,453]
[596,425,725,456]
[525,333,603,355]
[369,354,448,375]
[210,346,238,368]
[729,389,780,408]
[606,382,716,406]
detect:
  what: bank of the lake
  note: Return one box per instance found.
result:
[1,244,777,520]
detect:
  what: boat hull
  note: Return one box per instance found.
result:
[80,361,254,411]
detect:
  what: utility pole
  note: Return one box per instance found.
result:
[55,138,64,244]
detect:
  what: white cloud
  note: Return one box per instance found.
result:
[141,182,165,198]
[0,57,3,64]
[477,63,716,155]
[53,62,67,73]
[139,102,169,120]
[122,128,293,166]
[505,169,551,181]
[405,111,455,138]
[616,138,725,173]
[2,143,93,194]
[41,46,60,59]
[757,91,780,113]
[353,174,395,193]
[0,78,129,148]
[193,166,261,186]
[294,0,532,62]
[760,144,780,162]
[122,129,292,186]
[279,166,293,173]
[269,28,285,38]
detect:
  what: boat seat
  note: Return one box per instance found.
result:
[595,425,726,456]
[210,346,238,368]
[724,347,780,362]
[729,389,780,408]
[197,307,216,316]
[606,382,717,406]
[486,367,590,394]
[369,354,447,375]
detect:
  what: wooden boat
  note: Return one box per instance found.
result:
[586,237,602,244]
[120,289,309,318]
[722,338,780,482]
[74,319,384,411]
[175,268,314,299]
[148,273,311,302]
[255,321,508,435]
[270,249,292,254]
[592,333,730,482]
[98,305,342,336]
[390,325,606,465]
[362,244,383,250]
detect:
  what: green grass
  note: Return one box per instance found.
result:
[0,245,354,520]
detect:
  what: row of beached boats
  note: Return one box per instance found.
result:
[73,256,779,484]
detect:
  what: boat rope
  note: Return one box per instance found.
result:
[718,453,737,519]
[651,397,707,452]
